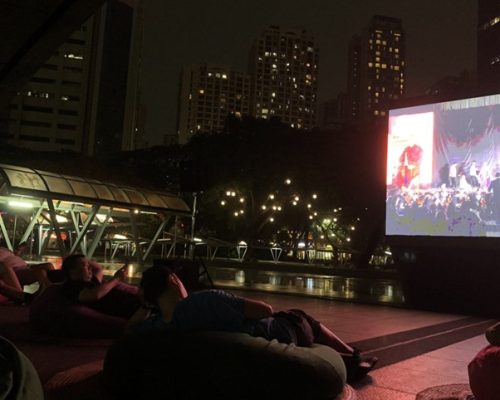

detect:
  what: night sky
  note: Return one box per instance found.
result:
[140,0,477,146]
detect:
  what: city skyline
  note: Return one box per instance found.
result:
[141,0,476,145]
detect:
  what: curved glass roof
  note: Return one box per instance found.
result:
[0,163,190,215]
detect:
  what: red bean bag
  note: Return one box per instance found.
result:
[29,283,138,338]
[468,345,500,400]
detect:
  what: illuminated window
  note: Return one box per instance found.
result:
[222,74,227,79]
[199,89,204,94]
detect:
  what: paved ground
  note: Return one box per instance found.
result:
[231,289,495,400]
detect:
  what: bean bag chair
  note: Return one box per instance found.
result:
[29,283,139,338]
[103,329,347,400]
[468,345,500,400]
[0,336,43,400]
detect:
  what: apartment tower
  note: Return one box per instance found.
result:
[177,64,250,144]
[478,0,500,93]
[248,26,319,129]
[349,16,405,121]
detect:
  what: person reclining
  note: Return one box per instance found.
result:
[0,242,56,303]
[129,264,378,383]
[60,254,139,318]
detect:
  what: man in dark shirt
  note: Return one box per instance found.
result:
[61,254,139,318]
[129,264,378,383]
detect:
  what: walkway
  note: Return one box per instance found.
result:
[232,289,495,399]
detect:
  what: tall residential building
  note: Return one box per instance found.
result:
[248,26,319,129]
[347,35,362,121]
[478,0,500,93]
[5,0,136,156]
[318,93,348,130]
[177,64,250,144]
[348,16,405,121]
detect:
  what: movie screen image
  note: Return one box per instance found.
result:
[386,94,500,237]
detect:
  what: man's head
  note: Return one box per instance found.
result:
[62,254,93,282]
[140,265,187,306]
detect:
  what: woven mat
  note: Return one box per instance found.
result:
[416,383,474,400]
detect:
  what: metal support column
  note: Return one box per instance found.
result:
[86,208,112,259]
[0,213,13,250]
[142,216,171,262]
[69,205,99,254]
[46,198,65,256]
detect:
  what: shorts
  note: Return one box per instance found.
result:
[252,309,321,347]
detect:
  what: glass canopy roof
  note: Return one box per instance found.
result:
[0,163,190,215]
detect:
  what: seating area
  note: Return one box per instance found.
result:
[0,288,497,399]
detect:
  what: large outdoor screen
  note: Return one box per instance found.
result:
[386,94,500,238]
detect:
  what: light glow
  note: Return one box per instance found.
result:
[8,200,33,209]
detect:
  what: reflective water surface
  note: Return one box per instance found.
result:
[208,266,405,305]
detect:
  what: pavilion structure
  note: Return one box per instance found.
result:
[0,163,191,268]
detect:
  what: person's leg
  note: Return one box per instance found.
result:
[29,262,55,272]
[14,267,51,289]
[0,264,24,301]
[315,323,355,355]
[309,318,378,383]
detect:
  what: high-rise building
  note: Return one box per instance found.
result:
[347,35,362,121]
[177,64,250,144]
[248,26,319,129]
[5,0,136,156]
[478,0,500,93]
[318,93,348,130]
[348,16,405,121]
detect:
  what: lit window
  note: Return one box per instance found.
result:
[199,89,204,94]
[262,108,268,114]
[222,74,227,79]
